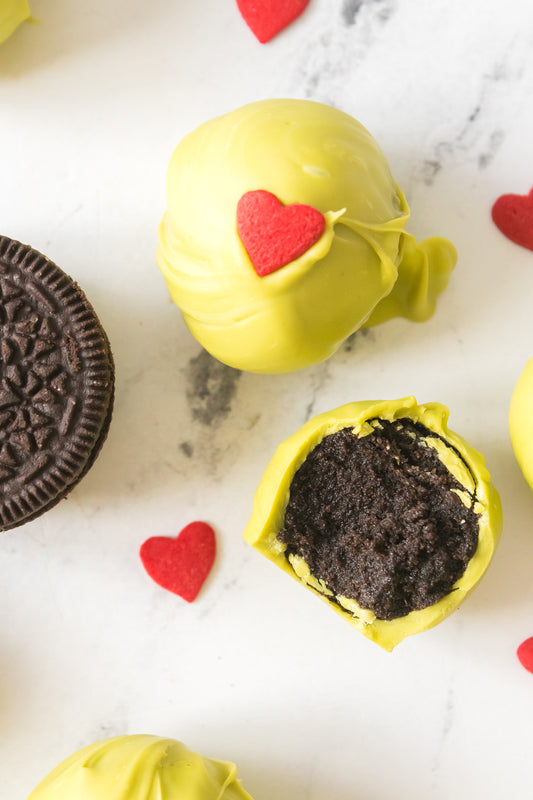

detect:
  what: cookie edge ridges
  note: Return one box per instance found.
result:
[0,236,115,531]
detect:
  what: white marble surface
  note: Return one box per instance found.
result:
[1,0,533,797]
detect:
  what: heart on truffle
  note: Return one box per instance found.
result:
[140,522,216,602]
[236,0,311,43]
[237,190,326,277]
[517,637,533,674]
[492,188,533,251]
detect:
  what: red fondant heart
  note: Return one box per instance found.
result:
[492,188,533,251]
[140,522,216,602]
[237,190,326,277]
[517,637,533,674]
[236,0,311,43]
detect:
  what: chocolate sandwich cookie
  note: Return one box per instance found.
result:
[244,397,502,650]
[0,236,114,531]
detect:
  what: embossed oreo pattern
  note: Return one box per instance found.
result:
[0,237,114,531]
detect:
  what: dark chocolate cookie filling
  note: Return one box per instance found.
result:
[278,419,479,620]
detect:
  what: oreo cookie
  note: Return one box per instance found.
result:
[0,236,114,531]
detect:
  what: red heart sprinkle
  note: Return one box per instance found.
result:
[236,0,311,43]
[517,637,533,673]
[140,522,216,602]
[237,190,326,277]
[492,188,533,251]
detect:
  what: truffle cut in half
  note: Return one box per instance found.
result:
[244,398,502,650]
